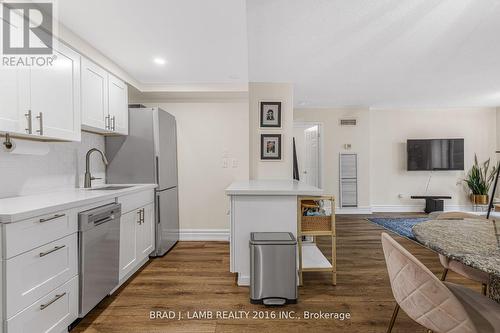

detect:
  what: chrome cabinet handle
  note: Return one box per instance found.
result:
[105,115,110,130]
[39,213,65,223]
[111,116,116,131]
[137,209,142,224]
[40,292,66,310]
[36,112,43,135]
[25,110,32,134]
[141,208,145,223]
[39,245,65,257]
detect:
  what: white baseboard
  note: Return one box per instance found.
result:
[237,275,250,286]
[179,229,229,241]
[371,204,472,213]
[336,206,372,214]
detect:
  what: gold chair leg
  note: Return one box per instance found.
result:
[440,268,448,281]
[482,284,487,296]
[387,304,400,333]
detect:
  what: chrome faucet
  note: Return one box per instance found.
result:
[84,148,108,188]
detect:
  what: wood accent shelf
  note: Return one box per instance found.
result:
[297,196,336,286]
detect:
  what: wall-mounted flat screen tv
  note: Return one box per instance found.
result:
[407,139,464,171]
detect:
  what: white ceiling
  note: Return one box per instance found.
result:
[58,0,500,108]
[57,0,249,85]
[247,0,500,108]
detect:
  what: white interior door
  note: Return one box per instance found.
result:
[303,125,320,187]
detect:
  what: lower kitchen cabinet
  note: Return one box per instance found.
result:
[119,209,138,280]
[137,204,155,259]
[6,276,78,333]
[119,203,155,281]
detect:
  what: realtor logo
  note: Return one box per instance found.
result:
[2,1,53,55]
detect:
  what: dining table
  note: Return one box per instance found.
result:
[412,217,500,303]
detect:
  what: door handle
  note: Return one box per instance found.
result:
[36,112,43,135]
[39,213,65,223]
[141,208,145,223]
[112,116,116,131]
[137,209,142,224]
[39,245,66,257]
[25,110,32,134]
[40,292,66,310]
[156,196,160,224]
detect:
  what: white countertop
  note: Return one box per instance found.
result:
[225,180,323,196]
[0,184,157,223]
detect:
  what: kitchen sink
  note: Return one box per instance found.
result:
[88,185,133,191]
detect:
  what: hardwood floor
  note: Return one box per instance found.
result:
[73,214,482,333]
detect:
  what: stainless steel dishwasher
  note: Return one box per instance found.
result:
[78,203,121,317]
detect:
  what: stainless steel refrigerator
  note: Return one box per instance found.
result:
[105,107,179,256]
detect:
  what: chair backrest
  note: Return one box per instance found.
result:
[381,233,477,333]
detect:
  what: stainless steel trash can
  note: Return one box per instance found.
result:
[250,232,298,305]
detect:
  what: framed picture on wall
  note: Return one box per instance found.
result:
[261,134,282,160]
[260,102,281,128]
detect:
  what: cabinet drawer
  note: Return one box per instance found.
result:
[6,276,78,333]
[118,190,154,214]
[3,209,76,259]
[6,233,78,318]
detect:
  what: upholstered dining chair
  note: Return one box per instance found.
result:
[381,232,500,333]
[433,212,489,295]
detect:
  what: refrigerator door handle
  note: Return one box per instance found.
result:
[155,156,160,185]
[156,194,161,224]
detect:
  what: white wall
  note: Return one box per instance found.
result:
[0,132,105,199]
[144,102,249,232]
[370,108,497,211]
[294,108,371,212]
[249,82,293,179]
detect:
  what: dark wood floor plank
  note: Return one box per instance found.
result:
[73,214,482,332]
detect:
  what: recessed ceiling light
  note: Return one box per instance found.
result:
[153,57,167,65]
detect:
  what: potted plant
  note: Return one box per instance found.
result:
[464,154,497,205]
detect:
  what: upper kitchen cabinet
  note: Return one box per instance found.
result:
[108,73,129,135]
[0,42,81,142]
[81,58,129,135]
[81,58,108,131]
[30,43,81,141]
[0,67,29,134]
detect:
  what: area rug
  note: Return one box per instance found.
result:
[367,217,429,240]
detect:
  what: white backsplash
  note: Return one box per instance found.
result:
[0,132,106,199]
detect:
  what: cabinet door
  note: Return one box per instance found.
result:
[0,66,30,134]
[119,210,139,280]
[108,73,128,135]
[81,57,108,132]
[30,43,81,141]
[137,204,155,260]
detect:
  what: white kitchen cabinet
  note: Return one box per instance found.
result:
[29,42,81,141]
[137,203,155,260]
[81,58,108,131]
[6,233,78,318]
[6,276,78,333]
[0,67,29,134]
[81,59,129,135]
[108,73,129,135]
[119,209,139,280]
[0,42,81,141]
[118,202,155,282]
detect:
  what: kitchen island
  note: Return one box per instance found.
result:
[226,180,323,285]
